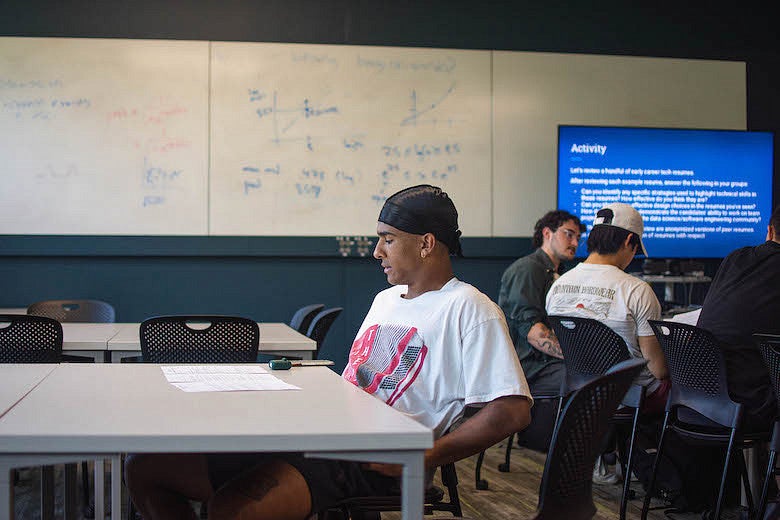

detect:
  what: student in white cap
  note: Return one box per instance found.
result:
[546,202,667,409]
[544,202,669,483]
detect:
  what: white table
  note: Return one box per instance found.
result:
[56,322,316,363]
[0,308,27,316]
[62,322,124,362]
[0,364,70,519]
[0,364,56,417]
[0,364,432,520]
[107,322,317,362]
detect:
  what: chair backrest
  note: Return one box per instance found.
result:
[534,358,646,520]
[0,314,63,363]
[306,307,343,358]
[288,303,324,335]
[649,320,739,428]
[139,315,259,363]
[548,315,630,393]
[28,299,116,323]
[756,333,780,416]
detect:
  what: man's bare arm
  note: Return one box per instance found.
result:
[527,322,563,359]
[364,395,531,476]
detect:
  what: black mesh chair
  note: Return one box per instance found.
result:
[305,307,343,359]
[641,320,768,520]
[328,462,461,519]
[0,314,63,519]
[533,358,646,520]
[548,315,646,520]
[0,314,62,363]
[27,299,116,324]
[139,315,259,363]
[756,333,780,520]
[289,303,325,335]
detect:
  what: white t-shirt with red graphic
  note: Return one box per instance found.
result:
[343,277,531,439]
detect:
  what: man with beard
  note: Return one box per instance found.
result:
[497,210,584,451]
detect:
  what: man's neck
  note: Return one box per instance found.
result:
[540,245,560,270]
[404,268,455,299]
[583,252,624,269]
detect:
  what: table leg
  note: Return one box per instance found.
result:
[400,452,425,520]
[95,460,105,520]
[664,282,675,303]
[1,464,13,520]
[111,456,122,520]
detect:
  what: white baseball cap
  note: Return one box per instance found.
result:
[592,202,648,257]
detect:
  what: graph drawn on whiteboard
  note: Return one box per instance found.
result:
[209,42,491,236]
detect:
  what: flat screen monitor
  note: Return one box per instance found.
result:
[557,125,774,258]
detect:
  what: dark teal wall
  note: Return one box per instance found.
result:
[1,1,777,371]
[0,236,532,371]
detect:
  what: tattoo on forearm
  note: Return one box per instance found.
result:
[536,329,563,358]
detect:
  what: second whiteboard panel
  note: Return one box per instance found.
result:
[209,42,492,236]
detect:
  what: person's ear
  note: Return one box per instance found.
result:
[541,226,554,243]
[767,224,775,242]
[624,234,636,252]
[420,233,436,259]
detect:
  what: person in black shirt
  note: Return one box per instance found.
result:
[697,205,780,432]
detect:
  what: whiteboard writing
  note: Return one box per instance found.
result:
[209,42,492,236]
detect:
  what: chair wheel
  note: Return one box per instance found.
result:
[476,479,489,490]
[498,463,510,472]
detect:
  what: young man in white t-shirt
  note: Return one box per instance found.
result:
[545,202,668,412]
[125,185,531,520]
[545,202,668,485]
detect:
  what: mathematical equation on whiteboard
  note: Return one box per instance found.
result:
[238,86,463,204]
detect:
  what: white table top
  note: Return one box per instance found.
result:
[0,308,27,315]
[61,322,124,351]
[0,363,432,454]
[0,364,57,417]
[106,322,316,353]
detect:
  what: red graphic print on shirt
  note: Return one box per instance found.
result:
[343,324,428,406]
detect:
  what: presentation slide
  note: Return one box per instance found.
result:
[558,126,774,258]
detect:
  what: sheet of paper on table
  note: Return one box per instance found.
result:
[161,365,301,392]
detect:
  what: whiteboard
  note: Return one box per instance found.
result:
[492,52,746,236]
[209,42,492,236]
[0,37,209,234]
[0,38,747,238]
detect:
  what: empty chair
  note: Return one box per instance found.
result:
[641,320,768,520]
[27,299,116,323]
[139,315,259,363]
[533,358,646,520]
[289,303,325,335]
[0,314,63,363]
[306,307,343,359]
[756,333,780,520]
[0,314,63,519]
[548,315,646,520]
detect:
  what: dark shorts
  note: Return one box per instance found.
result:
[206,452,401,514]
